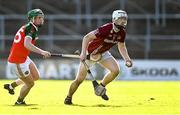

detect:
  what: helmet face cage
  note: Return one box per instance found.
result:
[112,10,128,22]
[28,9,44,21]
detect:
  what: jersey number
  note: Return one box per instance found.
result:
[14,28,24,43]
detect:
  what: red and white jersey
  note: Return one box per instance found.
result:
[8,22,38,63]
[87,22,126,54]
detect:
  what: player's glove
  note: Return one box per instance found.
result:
[94,85,106,96]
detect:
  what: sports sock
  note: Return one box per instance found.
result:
[11,82,18,88]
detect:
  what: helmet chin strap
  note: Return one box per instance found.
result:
[114,23,125,30]
[30,17,42,28]
[30,17,36,25]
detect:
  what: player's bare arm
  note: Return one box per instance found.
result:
[24,36,51,58]
[80,31,96,61]
[118,42,133,67]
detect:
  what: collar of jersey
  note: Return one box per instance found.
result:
[30,22,38,31]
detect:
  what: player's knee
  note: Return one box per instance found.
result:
[27,82,34,88]
[32,71,40,81]
[33,76,39,81]
[111,69,120,77]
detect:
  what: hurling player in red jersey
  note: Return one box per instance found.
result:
[64,10,133,105]
[4,9,51,105]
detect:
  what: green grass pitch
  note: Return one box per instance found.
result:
[0,80,180,114]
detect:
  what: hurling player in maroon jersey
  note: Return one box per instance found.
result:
[64,10,133,105]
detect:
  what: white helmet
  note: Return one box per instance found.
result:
[112,10,128,21]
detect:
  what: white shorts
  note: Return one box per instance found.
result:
[7,57,32,78]
[85,51,113,67]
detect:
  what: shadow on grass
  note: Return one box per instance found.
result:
[72,104,129,108]
[6,104,39,110]
[6,104,38,107]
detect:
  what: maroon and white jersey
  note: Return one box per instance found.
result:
[87,22,126,54]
